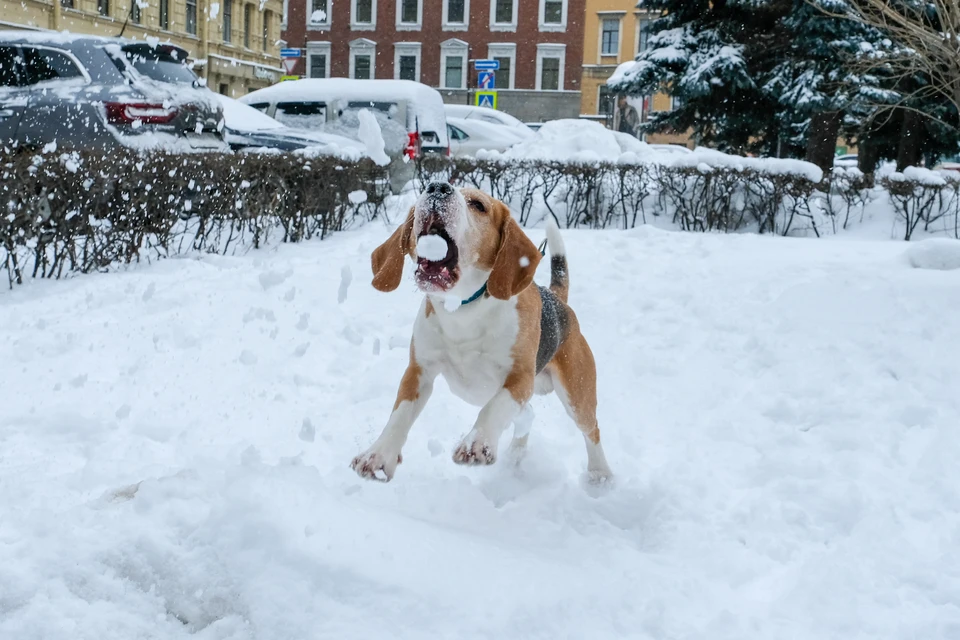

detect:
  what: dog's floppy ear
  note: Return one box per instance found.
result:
[487,204,541,300]
[371,208,415,292]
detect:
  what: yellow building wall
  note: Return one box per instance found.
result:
[580,0,693,148]
[0,0,283,97]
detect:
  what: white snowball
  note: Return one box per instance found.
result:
[417,234,448,261]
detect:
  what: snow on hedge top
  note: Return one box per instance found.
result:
[239,78,448,146]
[888,166,948,187]
[476,118,823,181]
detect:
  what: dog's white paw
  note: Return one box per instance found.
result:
[350,449,402,482]
[452,435,497,466]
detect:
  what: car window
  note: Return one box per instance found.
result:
[119,44,196,85]
[346,100,399,119]
[21,47,83,85]
[0,46,24,87]
[448,125,467,141]
[274,102,327,128]
[248,103,270,113]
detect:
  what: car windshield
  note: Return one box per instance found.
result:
[120,44,197,84]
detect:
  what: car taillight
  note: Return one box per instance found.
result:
[405,131,419,160]
[104,102,178,125]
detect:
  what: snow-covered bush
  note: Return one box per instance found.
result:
[882,169,960,241]
[1,147,389,288]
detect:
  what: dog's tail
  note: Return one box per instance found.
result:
[544,216,569,303]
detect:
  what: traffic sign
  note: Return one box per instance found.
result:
[281,58,298,74]
[474,59,500,71]
[478,71,495,90]
[280,48,301,58]
[281,75,299,82]
[475,91,497,109]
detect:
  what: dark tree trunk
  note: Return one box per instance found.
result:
[857,137,882,175]
[896,109,924,171]
[805,111,843,176]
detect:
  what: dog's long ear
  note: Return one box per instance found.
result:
[371,208,415,292]
[487,205,541,300]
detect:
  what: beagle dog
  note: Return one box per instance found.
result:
[351,182,612,483]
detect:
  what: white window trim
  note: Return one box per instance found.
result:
[538,0,566,32]
[396,0,423,30]
[635,15,653,56]
[599,15,622,58]
[442,0,469,31]
[306,41,332,78]
[394,42,422,81]
[489,0,517,32]
[351,0,377,30]
[487,42,515,89]
[349,38,377,79]
[535,43,565,91]
[306,0,331,30]
[439,38,468,90]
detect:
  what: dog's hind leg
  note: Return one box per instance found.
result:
[506,403,534,464]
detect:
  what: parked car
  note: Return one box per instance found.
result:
[443,104,535,139]
[834,153,858,168]
[446,116,524,157]
[0,32,226,153]
[648,143,693,156]
[216,94,365,156]
[240,78,450,193]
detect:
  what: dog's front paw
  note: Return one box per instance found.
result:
[350,449,402,482]
[452,436,497,466]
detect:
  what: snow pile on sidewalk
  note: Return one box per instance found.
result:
[1,222,958,638]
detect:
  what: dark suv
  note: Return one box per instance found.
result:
[0,32,226,152]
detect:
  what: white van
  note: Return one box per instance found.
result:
[240,78,449,160]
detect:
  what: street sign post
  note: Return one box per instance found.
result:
[280,48,301,58]
[474,59,500,71]
[475,91,497,109]
[478,71,495,90]
[281,58,298,74]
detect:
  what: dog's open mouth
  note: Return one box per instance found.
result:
[415,223,460,292]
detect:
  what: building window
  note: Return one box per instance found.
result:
[397,0,421,27]
[444,0,466,24]
[159,0,169,29]
[131,0,141,23]
[244,4,253,48]
[536,44,565,91]
[263,10,271,49]
[309,0,329,26]
[60,0,73,8]
[491,0,515,28]
[440,39,467,89]
[394,43,421,81]
[223,0,233,43]
[598,85,615,117]
[353,0,375,25]
[219,83,229,95]
[636,17,653,54]
[540,0,565,30]
[307,41,331,77]
[601,17,620,56]
[350,39,376,79]
[97,0,109,17]
[186,0,197,34]
[487,43,515,89]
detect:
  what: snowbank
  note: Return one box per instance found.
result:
[905,237,960,270]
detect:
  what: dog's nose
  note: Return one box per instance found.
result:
[425,182,454,198]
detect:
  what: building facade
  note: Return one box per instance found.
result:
[0,0,284,96]
[280,0,586,123]
[580,0,690,146]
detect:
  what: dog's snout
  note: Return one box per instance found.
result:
[426,182,454,198]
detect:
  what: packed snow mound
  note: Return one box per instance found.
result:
[667,148,824,182]
[479,119,663,163]
[905,237,960,270]
[356,109,391,166]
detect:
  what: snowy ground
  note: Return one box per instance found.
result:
[2,216,959,639]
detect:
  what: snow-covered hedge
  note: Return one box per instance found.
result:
[1,147,388,288]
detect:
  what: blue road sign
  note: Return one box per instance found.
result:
[280,48,301,58]
[474,59,500,71]
[478,71,495,90]
[476,92,496,109]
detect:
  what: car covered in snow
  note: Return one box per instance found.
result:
[446,116,524,157]
[216,94,365,158]
[239,78,450,192]
[0,32,226,153]
[443,104,535,139]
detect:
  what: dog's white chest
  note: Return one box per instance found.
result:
[415,298,519,407]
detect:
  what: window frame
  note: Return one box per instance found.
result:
[185,0,198,35]
[489,0,517,31]
[351,0,376,29]
[244,4,253,48]
[307,0,331,30]
[600,16,622,57]
[19,45,91,87]
[349,38,377,79]
[393,42,421,81]
[635,15,654,55]
[159,0,169,30]
[486,42,515,89]
[306,41,331,78]
[439,38,468,90]
[396,0,422,30]
[538,0,566,32]
[535,43,565,91]
[442,0,469,30]
[223,0,233,44]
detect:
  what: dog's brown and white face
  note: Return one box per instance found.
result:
[371,183,541,301]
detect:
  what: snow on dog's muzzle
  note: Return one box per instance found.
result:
[414,183,462,292]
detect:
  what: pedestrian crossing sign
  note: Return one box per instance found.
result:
[475,91,497,109]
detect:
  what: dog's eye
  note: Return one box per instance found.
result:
[470,199,486,213]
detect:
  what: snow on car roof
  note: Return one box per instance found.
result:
[240,78,448,145]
